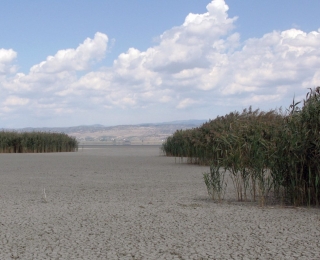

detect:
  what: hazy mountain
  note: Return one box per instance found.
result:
[2,120,207,145]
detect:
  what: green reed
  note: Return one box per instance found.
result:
[0,131,78,153]
[162,88,320,206]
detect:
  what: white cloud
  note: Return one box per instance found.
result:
[30,32,108,74]
[0,48,17,75]
[159,95,172,103]
[241,94,281,105]
[177,98,198,109]
[1,96,29,114]
[1,0,320,127]
[215,29,320,101]
[1,32,108,101]
[3,96,29,106]
[143,0,236,74]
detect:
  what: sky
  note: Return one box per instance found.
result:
[1,0,320,128]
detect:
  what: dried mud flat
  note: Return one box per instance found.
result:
[0,146,319,260]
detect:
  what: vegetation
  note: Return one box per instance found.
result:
[162,88,320,206]
[0,131,78,153]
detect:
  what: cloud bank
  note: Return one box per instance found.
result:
[1,0,320,127]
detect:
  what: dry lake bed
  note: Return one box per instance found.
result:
[0,146,319,259]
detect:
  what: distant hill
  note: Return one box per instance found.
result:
[138,119,206,126]
[2,120,207,145]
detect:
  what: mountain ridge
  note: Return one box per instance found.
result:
[1,119,207,144]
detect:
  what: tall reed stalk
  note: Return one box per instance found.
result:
[162,88,320,206]
[0,131,78,153]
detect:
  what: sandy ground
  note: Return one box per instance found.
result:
[0,146,319,260]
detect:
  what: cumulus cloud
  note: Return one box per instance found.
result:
[143,1,236,74]
[6,32,107,88]
[0,48,17,75]
[30,32,108,74]
[1,0,320,127]
[215,29,320,100]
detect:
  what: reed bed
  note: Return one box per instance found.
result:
[162,88,320,206]
[0,131,78,153]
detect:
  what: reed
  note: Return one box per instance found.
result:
[162,88,320,206]
[0,131,78,153]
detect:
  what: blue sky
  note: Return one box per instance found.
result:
[1,0,320,128]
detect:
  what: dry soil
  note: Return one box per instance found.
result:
[0,146,319,259]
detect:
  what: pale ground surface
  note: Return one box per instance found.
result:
[0,146,319,260]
